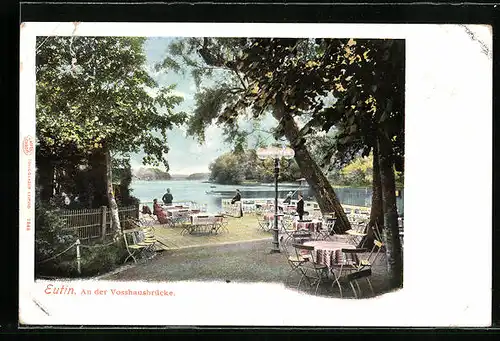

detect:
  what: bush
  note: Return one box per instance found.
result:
[77,241,129,277]
[37,235,129,278]
[35,199,79,277]
[35,197,129,278]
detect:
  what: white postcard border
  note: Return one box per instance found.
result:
[19,22,492,327]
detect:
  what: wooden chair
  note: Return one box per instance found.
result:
[281,239,310,287]
[129,218,168,251]
[123,231,148,264]
[340,268,374,299]
[214,214,229,234]
[291,230,313,245]
[345,222,367,247]
[371,222,383,244]
[316,217,336,240]
[292,244,329,294]
[358,239,383,269]
[373,222,388,263]
[180,221,194,235]
[278,216,297,247]
[256,211,271,232]
[133,230,157,259]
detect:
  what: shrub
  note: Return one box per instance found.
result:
[35,196,129,278]
[35,199,79,277]
[77,240,129,277]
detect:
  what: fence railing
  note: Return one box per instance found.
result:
[56,205,139,243]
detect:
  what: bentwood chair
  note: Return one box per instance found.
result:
[292,244,329,294]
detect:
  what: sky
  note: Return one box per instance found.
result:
[130,37,277,174]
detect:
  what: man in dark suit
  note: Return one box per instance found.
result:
[296,193,305,221]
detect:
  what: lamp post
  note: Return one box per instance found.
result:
[256,146,295,253]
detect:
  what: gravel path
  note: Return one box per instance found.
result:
[102,240,393,298]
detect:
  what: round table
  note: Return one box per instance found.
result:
[303,240,357,269]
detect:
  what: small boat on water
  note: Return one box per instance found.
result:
[210,185,216,188]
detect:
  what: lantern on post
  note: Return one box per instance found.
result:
[256,145,295,253]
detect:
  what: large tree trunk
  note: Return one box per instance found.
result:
[105,148,121,234]
[88,147,121,236]
[360,142,384,248]
[378,132,403,289]
[273,100,351,233]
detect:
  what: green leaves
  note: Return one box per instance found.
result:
[36,36,187,168]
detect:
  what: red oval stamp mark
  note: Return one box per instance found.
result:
[23,135,34,155]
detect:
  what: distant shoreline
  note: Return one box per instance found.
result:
[130,178,375,190]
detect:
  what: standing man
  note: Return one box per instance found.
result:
[231,189,243,218]
[162,188,173,205]
[296,193,305,221]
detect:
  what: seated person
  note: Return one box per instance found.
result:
[153,199,169,224]
[142,205,152,215]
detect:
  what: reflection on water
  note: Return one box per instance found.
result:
[131,180,404,214]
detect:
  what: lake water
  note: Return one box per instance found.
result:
[130,180,404,214]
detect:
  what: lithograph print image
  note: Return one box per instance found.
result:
[34,35,405,300]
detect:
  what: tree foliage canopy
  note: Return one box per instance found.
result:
[157,37,404,172]
[233,38,404,170]
[36,36,188,169]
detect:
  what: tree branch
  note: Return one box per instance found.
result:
[233,69,248,90]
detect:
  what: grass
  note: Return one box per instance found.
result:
[152,213,272,250]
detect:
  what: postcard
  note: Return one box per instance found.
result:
[19,22,492,327]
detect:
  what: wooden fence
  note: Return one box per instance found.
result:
[56,205,139,243]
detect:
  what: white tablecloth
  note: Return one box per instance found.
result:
[293,219,323,232]
[190,213,220,226]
